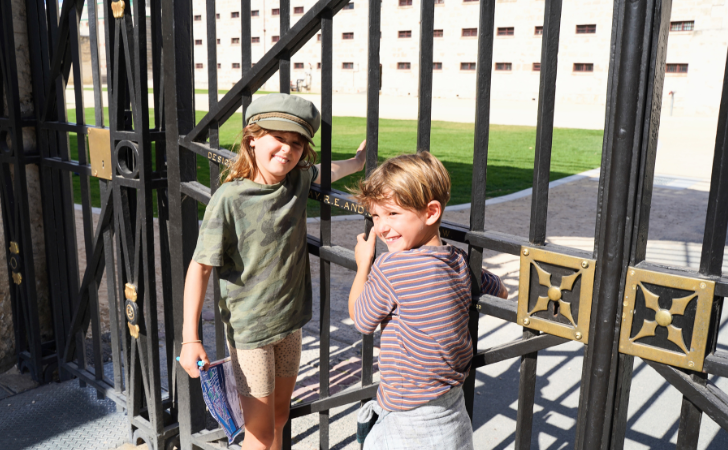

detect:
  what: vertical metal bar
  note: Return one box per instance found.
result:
[578,0,664,447]
[416,0,435,153]
[463,0,495,420]
[279,0,290,93]
[318,11,334,450]
[162,0,206,446]
[362,0,382,405]
[88,0,105,126]
[241,0,253,121]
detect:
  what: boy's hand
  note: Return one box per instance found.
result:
[354,140,366,171]
[355,228,377,271]
[179,342,210,378]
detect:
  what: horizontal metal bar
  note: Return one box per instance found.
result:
[320,245,357,271]
[635,260,728,297]
[179,139,236,166]
[130,415,179,441]
[0,117,35,128]
[474,333,568,367]
[190,429,227,447]
[467,229,594,259]
[440,220,469,243]
[63,362,127,407]
[309,184,369,217]
[289,381,379,418]
[704,350,728,377]
[476,294,518,323]
[41,156,92,176]
[181,180,212,205]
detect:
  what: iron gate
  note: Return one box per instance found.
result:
[2,0,728,448]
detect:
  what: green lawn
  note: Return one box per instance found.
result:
[67,108,603,219]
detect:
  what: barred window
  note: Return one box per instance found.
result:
[343,62,354,69]
[495,62,512,71]
[462,28,477,37]
[232,63,241,68]
[217,63,221,69]
[252,37,260,43]
[533,63,541,71]
[317,34,321,41]
[195,39,202,45]
[573,63,594,72]
[294,6,304,14]
[195,63,203,69]
[497,27,514,36]
[666,63,688,73]
[397,62,411,70]
[461,62,476,70]
[251,10,260,17]
[344,2,355,9]
[435,0,444,3]
[317,62,322,69]
[576,24,596,34]
[216,14,220,19]
[294,62,304,69]
[670,21,694,32]
[433,62,443,70]
[193,15,202,21]
[434,29,443,37]
[231,11,240,18]
[216,39,220,44]
[398,30,412,38]
[399,0,413,5]
[535,26,543,35]
[272,8,280,15]
[231,37,240,44]
[272,35,280,42]
[343,32,354,40]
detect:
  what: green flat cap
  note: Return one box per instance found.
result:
[245,93,321,144]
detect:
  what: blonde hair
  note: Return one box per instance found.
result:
[222,123,317,183]
[353,151,450,216]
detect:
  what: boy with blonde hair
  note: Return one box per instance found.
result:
[348,152,507,450]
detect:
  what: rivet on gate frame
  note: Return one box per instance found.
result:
[575,332,583,340]
[523,318,530,326]
[523,249,529,256]
[581,261,589,268]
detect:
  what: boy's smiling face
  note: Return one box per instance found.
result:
[370,197,442,252]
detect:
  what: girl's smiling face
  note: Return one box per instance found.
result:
[249,130,305,184]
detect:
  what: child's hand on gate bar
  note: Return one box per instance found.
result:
[179,343,210,378]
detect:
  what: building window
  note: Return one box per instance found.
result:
[217,63,221,68]
[216,13,220,19]
[231,37,240,44]
[343,32,354,40]
[195,39,202,45]
[497,27,514,36]
[272,8,280,15]
[433,62,442,70]
[398,62,411,70]
[462,28,477,37]
[294,6,304,14]
[252,37,260,43]
[436,0,444,3]
[535,26,543,35]
[399,0,412,5]
[343,62,354,69]
[533,63,541,71]
[461,62,476,70]
[344,2,355,9]
[671,21,694,32]
[317,62,322,69]
[399,30,412,38]
[573,63,594,72]
[272,35,280,42]
[317,33,321,41]
[495,62,512,71]
[195,63,203,69]
[251,10,260,17]
[232,63,241,68]
[231,11,240,18]
[194,15,202,21]
[462,28,478,37]
[434,29,443,37]
[294,62,304,69]
[666,63,688,73]
[576,24,596,34]
[464,0,478,2]
[216,39,220,44]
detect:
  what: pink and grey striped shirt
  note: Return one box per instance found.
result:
[353,245,504,411]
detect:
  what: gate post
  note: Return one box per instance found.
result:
[575,0,672,448]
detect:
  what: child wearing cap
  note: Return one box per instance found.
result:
[180,93,366,450]
[348,152,507,450]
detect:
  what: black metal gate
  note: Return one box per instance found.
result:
[3,0,728,448]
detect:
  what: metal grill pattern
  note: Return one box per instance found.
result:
[1,0,728,449]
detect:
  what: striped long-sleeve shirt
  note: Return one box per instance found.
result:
[353,245,504,411]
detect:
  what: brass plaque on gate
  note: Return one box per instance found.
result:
[517,247,596,343]
[88,128,112,180]
[618,268,715,371]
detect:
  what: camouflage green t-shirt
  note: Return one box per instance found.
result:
[192,165,318,350]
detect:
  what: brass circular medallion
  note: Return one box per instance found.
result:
[9,256,18,270]
[126,303,135,322]
[655,309,672,327]
[547,286,561,301]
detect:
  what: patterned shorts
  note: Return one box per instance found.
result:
[228,329,302,398]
